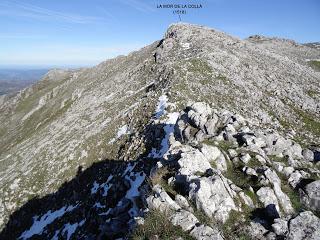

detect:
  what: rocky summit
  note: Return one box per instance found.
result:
[0,23,319,239]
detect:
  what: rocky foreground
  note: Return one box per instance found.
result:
[0,23,319,239]
[1,99,320,239]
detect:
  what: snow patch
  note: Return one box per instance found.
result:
[9,178,21,190]
[125,170,146,217]
[117,125,129,138]
[125,172,146,200]
[61,219,85,240]
[80,150,88,159]
[101,182,113,197]
[19,205,77,240]
[93,202,106,209]
[155,95,168,118]
[91,175,113,196]
[149,112,179,158]
[108,125,130,144]
[122,163,136,177]
[52,219,85,240]
[181,42,191,49]
[91,181,99,194]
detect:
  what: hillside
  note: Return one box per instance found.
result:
[0,69,49,95]
[0,23,319,239]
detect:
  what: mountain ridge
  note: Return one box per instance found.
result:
[0,23,319,239]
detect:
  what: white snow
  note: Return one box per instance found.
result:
[108,125,130,144]
[122,163,136,177]
[155,95,168,118]
[9,178,21,190]
[52,219,85,240]
[125,170,146,217]
[181,42,191,49]
[93,202,106,208]
[91,181,99,194]
[61,219,85,240]
[19,205,77,240]
[91,175,113,196]
[117,125,129,138]
[166,112,180,125]
[149,112,179,158]
[80,150,88,159]
[101,183,113,197]
[98,208,111,216]
[125,172,146,199]
[52,230,60,240]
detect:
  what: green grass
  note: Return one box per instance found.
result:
[284,99,320,137]
[243,189,259,206]
[307,89,319,98]
[268,155,288,165]
[224,160,265,192]
[202,139,217,146]
[217,141,236,152]
[210,161,217,169]
[187,58,213,76]
[149,167,178,198]
[221,210,251,240]
[246,155,263,168]
[216,74,230,84]
[278,117,293,129]
[188,201,217,227]
[282,183,302,212]
[308,60,320,71]
[276,171,303,212]
[293,107,320,137]
[225,161,247,186]
[131,210,195,240]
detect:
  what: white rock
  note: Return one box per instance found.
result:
[173,145,212,175]
[239,191,254,208]
[256,187,280,217]
[146,185,181,212]
[201,144,222,162]
[272,218,288,236]
[264,169,294,214]
[283,166,294,177]
[256,155,267,164]
[240,153,251,164]
[188,176,237,222]
[190,224,223,240]
[300,180,320,211]
[170,210,199,231]
[287,211,320,240]
[246,221,268,239]
[175,194,193,212]
[288,171,303,188]
[272,162,285,172]
[243,166,258,176]
[228,149,238,158]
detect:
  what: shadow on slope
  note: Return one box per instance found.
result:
[0,158,156,240]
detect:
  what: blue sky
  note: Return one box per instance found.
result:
[0,0,319,67]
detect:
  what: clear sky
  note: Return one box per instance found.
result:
[0,0,319,68]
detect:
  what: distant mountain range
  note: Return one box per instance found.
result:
[0,69,49,95]
[303,42,320,50]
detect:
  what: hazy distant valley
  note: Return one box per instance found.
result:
[0,69,49,95]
